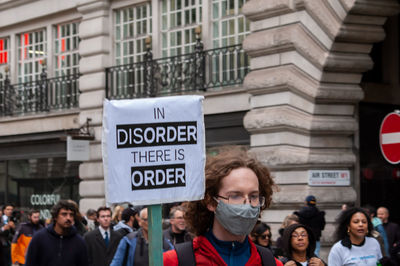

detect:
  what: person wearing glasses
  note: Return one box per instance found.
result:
[328,207,382,266]
[279,223,325,266]
[164,150,282,265]
[252,223,273,252]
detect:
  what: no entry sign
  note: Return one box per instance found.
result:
[380,111,400,164]
[102,95,205,205]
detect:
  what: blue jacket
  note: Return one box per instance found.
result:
[25,223,88,266]
[111,228,173,266]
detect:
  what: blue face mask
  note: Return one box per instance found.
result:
[214,199,260,236]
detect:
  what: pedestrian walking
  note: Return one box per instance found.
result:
[111,207,173,266]
[11,209,43,265]
[279,223,325,266]
[275,214,299,257]
[328,207,382,266]
[25,200,88,266]
[113,206,140,236]
[294,195,325,256]
[377,206,400,260]
[251,222,274,253]
[0,203,16,266]
[84,206,123,266]
[163,205,192,246]
[163,150,281,265]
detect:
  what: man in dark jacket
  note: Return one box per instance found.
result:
[25,200,88,266]
[294,195,325,257]
[163,205,192,246]
[11,209,43,265]
[0,203,16,266]
[84,206,123,266]
[377,207,400,260]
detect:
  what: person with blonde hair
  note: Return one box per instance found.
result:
[111,205,124,226]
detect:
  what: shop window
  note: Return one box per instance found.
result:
[0,158,80,221]
[17,29,47,83]
[54,22,80,77]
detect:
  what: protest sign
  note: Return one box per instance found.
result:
[102,95,205,205]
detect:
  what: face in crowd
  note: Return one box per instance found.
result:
[377,207,389,224]
[29,212,40,225]
[55,208,75,231]
[4,205,13,217]
[170,210,186,233]
[257,229,271,247]
[97,209,112,230]
[347,212,368,241]
[290,227,309,253]
[139,208,148,233]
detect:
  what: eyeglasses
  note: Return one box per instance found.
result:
[259,234,271,239]
[216,194,265,207]
[291,233,308,239]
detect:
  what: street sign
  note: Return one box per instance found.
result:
[102,95,206,205]
[380,111,400,164]
[308,170,350,186]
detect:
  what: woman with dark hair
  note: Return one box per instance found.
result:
[328,207,382,266]
[252,222,273,251]
[280,223,325,266]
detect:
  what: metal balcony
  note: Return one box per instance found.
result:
[105,42,249,100]
[0,70,80,116]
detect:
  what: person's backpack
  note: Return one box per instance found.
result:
[175,240,277,266]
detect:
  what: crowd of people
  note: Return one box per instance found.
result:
[0,150,399,266]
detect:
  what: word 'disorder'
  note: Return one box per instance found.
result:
[117,121,197,148]
[131,164,186,190]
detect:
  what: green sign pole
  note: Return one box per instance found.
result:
[148,204,163,266]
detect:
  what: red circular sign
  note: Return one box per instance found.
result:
[380,112,400,164]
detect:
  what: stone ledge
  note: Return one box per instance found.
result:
[242,0,295,21]
[340,0,399,17]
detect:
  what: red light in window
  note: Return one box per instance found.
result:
[0,40,3,64]
[61,38,65,52]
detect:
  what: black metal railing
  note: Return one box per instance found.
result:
[0,70,80,116]
[105,42,249,99]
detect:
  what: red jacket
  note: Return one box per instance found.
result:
[163,235,283,266]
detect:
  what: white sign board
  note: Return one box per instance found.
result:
[67,136,90,161]
[102,95,205,205]
[308,170,350,186]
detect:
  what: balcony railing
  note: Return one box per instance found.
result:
[0,70,80,116]
[105,42,249,100]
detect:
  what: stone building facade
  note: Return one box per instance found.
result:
[0,0,399,254]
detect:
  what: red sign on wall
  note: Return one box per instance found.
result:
[380,111,400,164]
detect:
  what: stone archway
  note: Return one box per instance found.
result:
[242,0,399,254]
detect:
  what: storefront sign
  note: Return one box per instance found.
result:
[67,136,90,161]
[30,194,60,206]
[380,111,400,164]
[103,95,205,205]
[308,170,350,186]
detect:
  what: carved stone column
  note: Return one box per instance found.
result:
[242,0,399,256]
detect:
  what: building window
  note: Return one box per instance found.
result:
[54,22,80,77]
[115,3,152,65]
[17,29,47,83]
[212,0,249,48]
[161,0,202,57]
[0,38,9,66]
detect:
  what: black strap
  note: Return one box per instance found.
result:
[256,245,277,266]
[175,241,195,266]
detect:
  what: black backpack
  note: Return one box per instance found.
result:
[175,241,276,266]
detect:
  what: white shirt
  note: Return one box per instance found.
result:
[328,237,382,266]
[98,226,111,240]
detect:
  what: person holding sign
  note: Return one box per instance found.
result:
[163,150,281,266]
